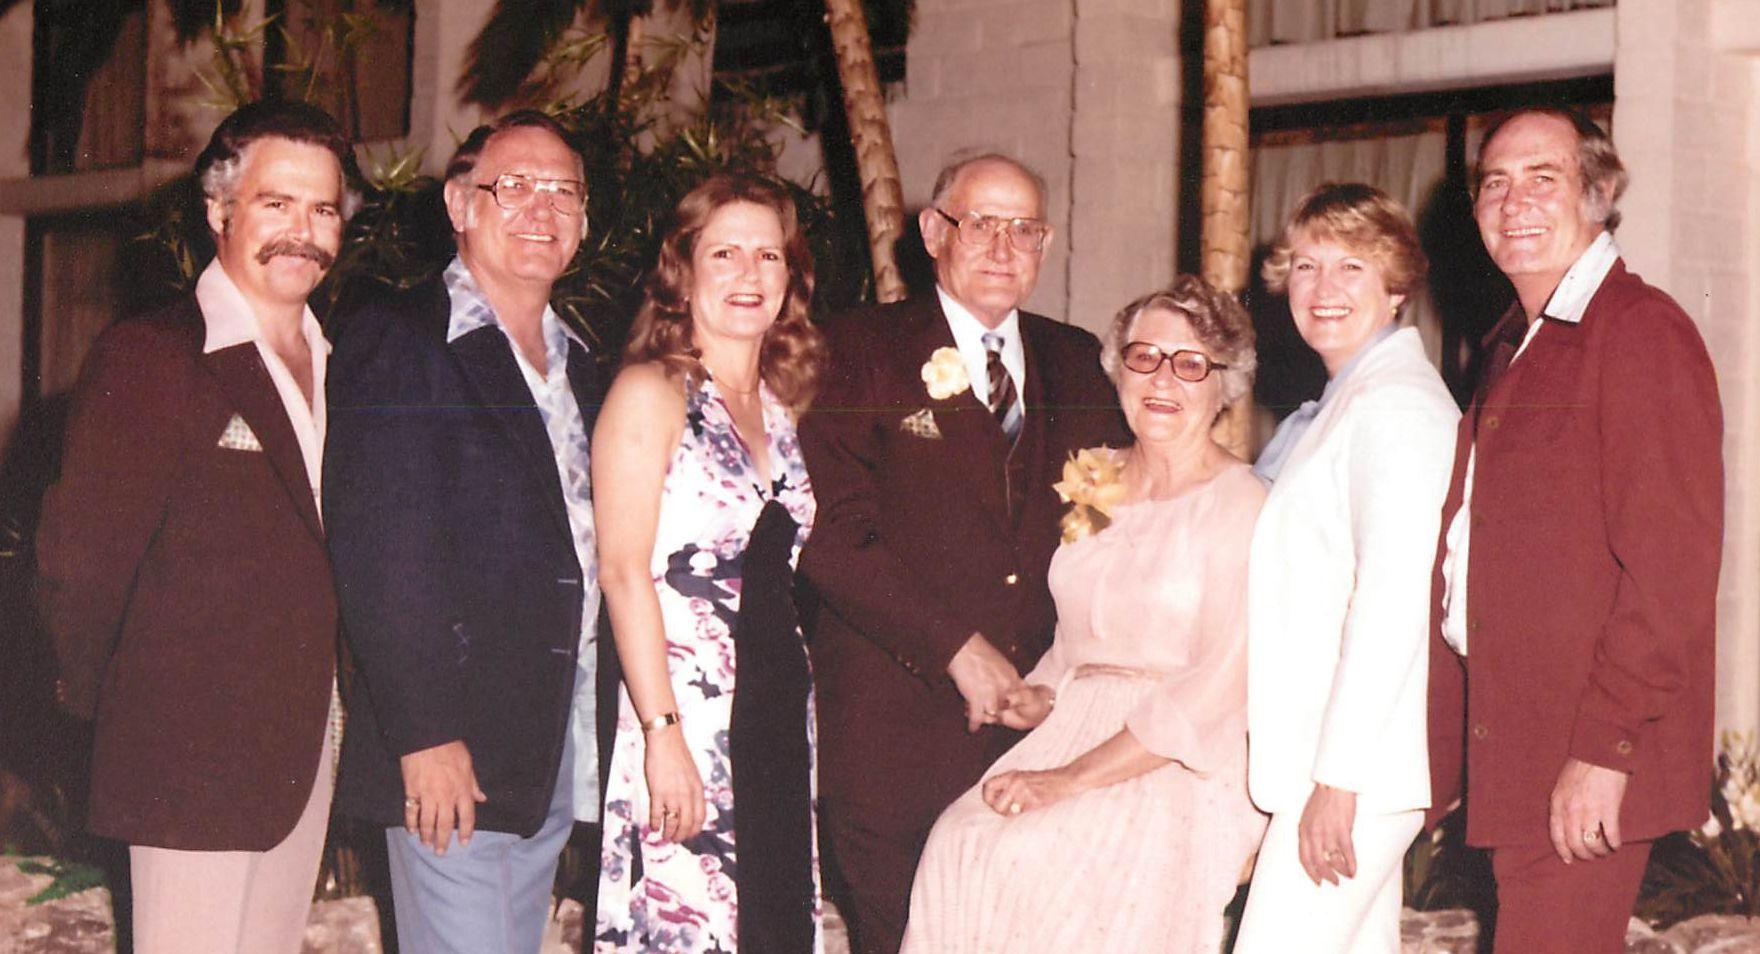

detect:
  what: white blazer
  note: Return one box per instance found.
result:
[1246,327,1459,816]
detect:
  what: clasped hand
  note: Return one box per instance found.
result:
[947,633,1033,733]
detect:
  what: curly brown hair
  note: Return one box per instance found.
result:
[1260,182,1427,299]
[624,174,826,413]
[1101,275,1257,407]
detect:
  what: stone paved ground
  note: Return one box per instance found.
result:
[10,858,1760,953]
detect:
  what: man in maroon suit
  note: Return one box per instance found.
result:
[37,101,355,954]
[799,153,1125,953]
[1428,106,1723,952]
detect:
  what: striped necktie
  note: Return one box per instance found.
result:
[983,332,1021,440]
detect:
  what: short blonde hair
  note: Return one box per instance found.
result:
[1261,182,1427,299]
[1101,275,1257,407]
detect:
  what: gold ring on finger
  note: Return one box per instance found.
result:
[404,797,420,809]
[1583,828,1601,842]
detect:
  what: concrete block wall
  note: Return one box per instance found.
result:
[1067,3,1181,336]
[1614,0,1760,732]
[887,0,1080,326]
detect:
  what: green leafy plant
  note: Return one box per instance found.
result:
[149,14,872,350]
[1637,731,1760,927]
[16,857,107,905]
[1403,804,1495,917]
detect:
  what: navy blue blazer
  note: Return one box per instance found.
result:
[324,276,616,836]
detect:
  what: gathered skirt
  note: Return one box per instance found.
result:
[902,668,1266,953]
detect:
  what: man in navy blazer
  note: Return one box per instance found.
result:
[324,110,613,954]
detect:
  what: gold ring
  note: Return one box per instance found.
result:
[1583,829,1601,843]
[403,797,420,809]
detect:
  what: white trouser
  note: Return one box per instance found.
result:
[1234,807,1423,954]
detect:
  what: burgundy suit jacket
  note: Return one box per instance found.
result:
[1426,260,1722,847]
[798,294,1126,830]
[36,297,338,851]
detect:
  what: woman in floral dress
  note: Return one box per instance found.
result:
[592,174,826,952]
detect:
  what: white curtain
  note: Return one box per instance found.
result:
[1250,130,1450,365]
[1249,0,1615,47]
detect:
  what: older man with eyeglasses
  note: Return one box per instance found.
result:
[324,110,615,954]
[798,152,1126,953]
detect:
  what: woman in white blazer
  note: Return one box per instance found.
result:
[1233,183,1460,953]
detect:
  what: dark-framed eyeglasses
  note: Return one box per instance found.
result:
[1120,342,1228,382]
[932,208,1051,253]
[476,173,587,215]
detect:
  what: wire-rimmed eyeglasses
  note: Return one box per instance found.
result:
[1120,342,1229,382]
[932,208,1051,253]
[476,173,587,216]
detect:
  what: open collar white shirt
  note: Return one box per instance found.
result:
[938,286,1025,418]
[195,258,329,514]
[1440,231,1620,655]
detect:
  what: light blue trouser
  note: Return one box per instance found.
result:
[385,731,576,954]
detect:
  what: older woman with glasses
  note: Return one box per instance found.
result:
[901,275,1269,953]
[1233,183,1459,954]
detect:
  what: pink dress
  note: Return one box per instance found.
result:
[902,463,1268,953]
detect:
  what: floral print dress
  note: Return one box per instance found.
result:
[595,375,820,953]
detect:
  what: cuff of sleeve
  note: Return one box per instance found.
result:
[1568,714,1639,772]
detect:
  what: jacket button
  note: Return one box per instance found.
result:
[1616,740,1633,755]
[1004,573,1019,585]
[1471,723,1489,740]
[1484,416,1500,430]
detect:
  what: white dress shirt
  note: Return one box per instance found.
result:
[196,259,329,512]
[938,286,1025,419]
[1440,231,1621,655]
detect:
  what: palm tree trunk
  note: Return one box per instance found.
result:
[1200,0,1256,459]
[823,0,907,304]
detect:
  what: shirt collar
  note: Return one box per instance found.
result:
[442,256,580,361]
[937,285,1020,347]
[195,258,329,356]
[1540,231,1620,325]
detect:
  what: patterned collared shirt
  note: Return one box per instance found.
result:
[444,257,601,822]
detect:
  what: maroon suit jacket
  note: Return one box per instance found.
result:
[798,294,1126,831]
[1426,260,1723,847]
[36,297,338,851]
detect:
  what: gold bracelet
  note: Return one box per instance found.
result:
[640,711,681,733]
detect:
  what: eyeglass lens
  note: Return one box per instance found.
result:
[487,174,586,213]
[944,210,1048,252]
[1121,344,1220,382]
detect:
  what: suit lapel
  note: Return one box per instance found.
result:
[565,338,605,436]
[905,299,1011,528]
[1009,315,1052,524]
[447,326,572,536]
[198,344,325,542]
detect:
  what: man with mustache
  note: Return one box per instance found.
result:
[1428,106,1723,953]
[37,100,356,953]
[325,110,612,954]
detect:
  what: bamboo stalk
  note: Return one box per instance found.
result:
[1200,0,1256,459]
[824,0,908,304]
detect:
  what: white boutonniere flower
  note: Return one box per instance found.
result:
[1053,447,1128,544]
[921,347,970,400]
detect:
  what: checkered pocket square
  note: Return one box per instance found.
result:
[899,407,942,439]
[216,413,263,452]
